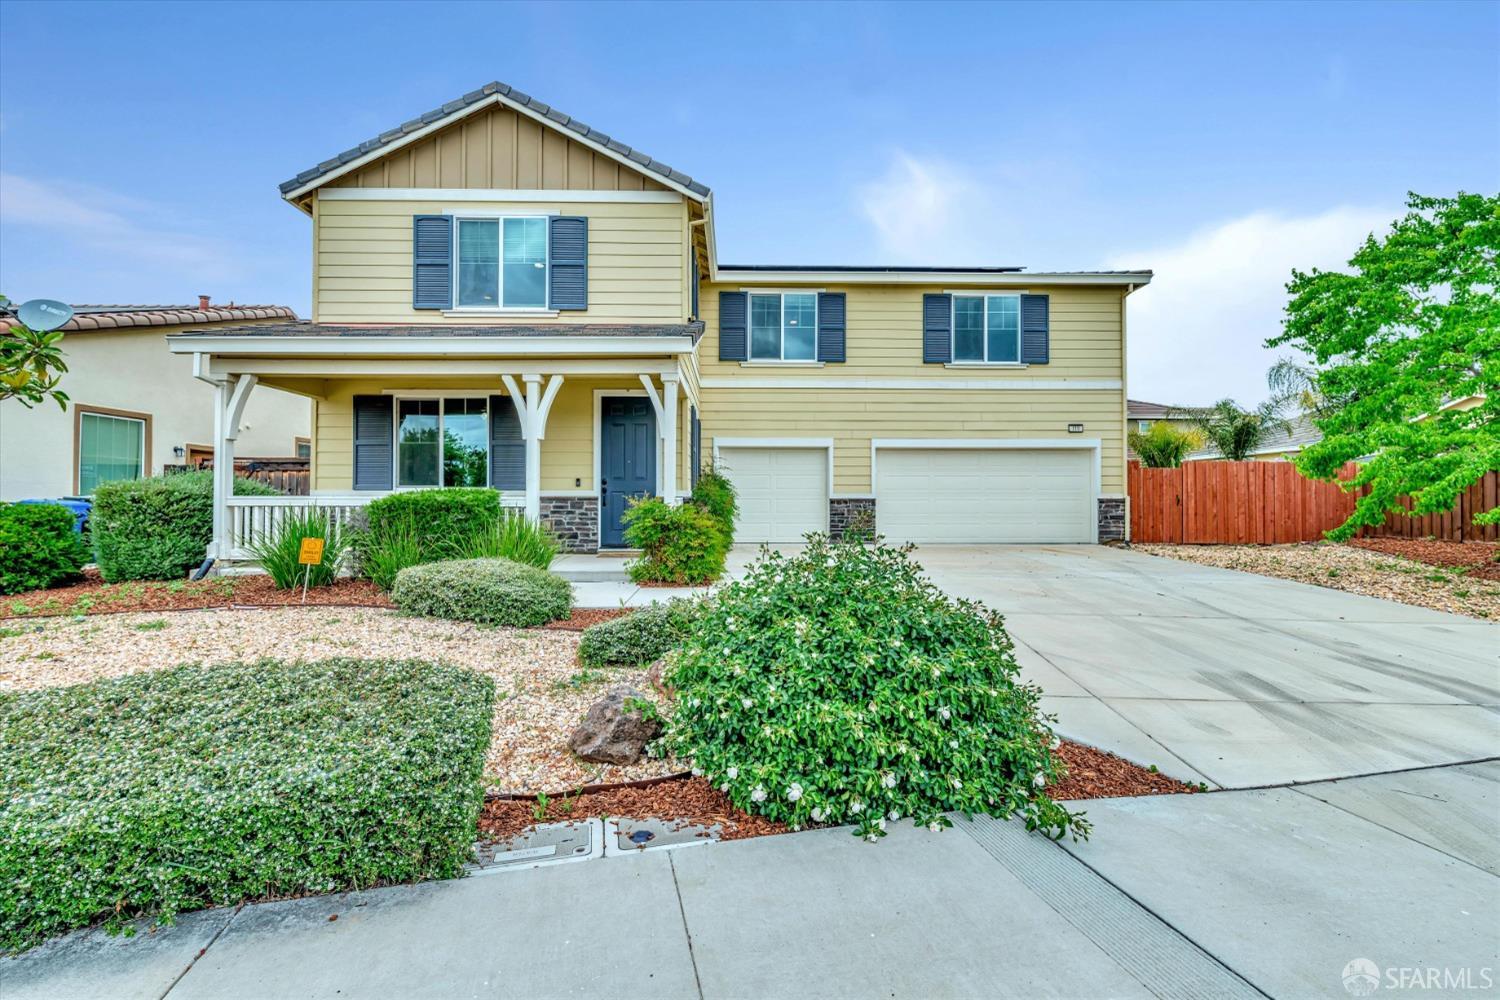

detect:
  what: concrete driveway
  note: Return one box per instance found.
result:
[910,545,1500,788]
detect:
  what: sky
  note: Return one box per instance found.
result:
[0,0,1495,406]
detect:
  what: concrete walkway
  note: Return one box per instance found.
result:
[8,761,1496,1000]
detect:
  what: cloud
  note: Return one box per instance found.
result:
[856,152,991,263]
[1108,206,1393,408]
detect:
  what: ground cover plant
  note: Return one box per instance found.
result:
[0,503,89,595]
[663,535,1086,841]
[248,506,349,589]
[577,599,699,668]
[90,471,280,582]
[390,557,572,627]
[0,657,494,952]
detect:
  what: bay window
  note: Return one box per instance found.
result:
[952,293,1021,364]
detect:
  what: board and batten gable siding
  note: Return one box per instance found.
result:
[313,196,690,324]
[696,282,1129,495]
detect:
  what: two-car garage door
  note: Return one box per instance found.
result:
[876,448,1095,544]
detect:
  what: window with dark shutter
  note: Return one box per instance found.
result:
[719,291,749,361]
[548,216,588,310]
[412,215,453,310]
[1020,294,1050,364]
[816,292,846,363]
[352,395,394,491]
[488,395,525,490]
[922,293,952,364]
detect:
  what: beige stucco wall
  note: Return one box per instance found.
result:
[0,326,311,500]
[696,281,1130,494]
[312,196,690,325]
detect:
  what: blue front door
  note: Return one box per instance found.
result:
[600,397,657,548]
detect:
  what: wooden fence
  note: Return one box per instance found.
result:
[164,459,310,496]
[1128,461,1498,544]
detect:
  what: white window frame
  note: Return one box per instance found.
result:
[748,291,819,362]
[1137,419,1153,433]
[392,394,491,489]
[451,214,551,312]
[951,293,1022,365]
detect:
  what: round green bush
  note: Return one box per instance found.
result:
[390,557,572,627]
[578,599,700,669]
[0,503,89,595]
[663,535,1087,841]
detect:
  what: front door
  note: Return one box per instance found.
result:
[600,396,657,548]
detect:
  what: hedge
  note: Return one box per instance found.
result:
[362,488,502,562]
[0,658,495,952]
[90,471,280,581]
[0,503,89,595]
[390,557,572,627]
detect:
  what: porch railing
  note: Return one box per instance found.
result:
[224,495,373,560]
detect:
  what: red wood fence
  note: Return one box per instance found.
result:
[165,459,311,496]
[1128,461,1498,544]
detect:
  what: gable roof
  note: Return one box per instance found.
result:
[1127,399,1175,419]
[0,303,296,336]
[279,81,710,203]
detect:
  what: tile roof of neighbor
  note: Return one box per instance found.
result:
[0,304,297,335]
[167,321,706,342]
[279,81,712,199]
[1127,399,1176,419]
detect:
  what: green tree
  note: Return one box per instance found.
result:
[0,296,70,410]
[1127,421,1203,468]
[1174,398,1289,462]
[1267,192,1498,540]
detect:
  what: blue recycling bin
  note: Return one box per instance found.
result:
[15,497,92,533]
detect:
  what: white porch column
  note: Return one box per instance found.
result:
[211,374,257,559]
[661,373,679,504]
[502,372,564,523]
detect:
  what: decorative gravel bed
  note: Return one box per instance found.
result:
[1136,541,1500,620]
[0,606,679,793]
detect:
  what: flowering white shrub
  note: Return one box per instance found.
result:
[663,535,1087,841]
[0,658,494,952]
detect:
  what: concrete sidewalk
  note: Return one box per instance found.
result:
[9,761,1496,1000]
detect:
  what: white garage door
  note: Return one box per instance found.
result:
[876,448,1094,544]
[718,447,828,543]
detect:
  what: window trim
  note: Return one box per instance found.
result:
[293,436,312,459]
[391,393,492,490]
[451,213,552,311]
[748,291,820,362]
[951,292,1023,365]
[73,404,151,496]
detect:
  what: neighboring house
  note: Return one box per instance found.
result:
[0,302,311,501]
[1125,398,1199,458]
[166,81,1151,558]
[1186,413,1323,462]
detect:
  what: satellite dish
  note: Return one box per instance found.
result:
[16,299,74,332]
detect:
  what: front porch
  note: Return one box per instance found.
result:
[166,324,703,562]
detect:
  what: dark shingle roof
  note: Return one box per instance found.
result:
[279,82,710,199]
[167,321,704,342]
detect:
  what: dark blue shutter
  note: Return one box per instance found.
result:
[922,293,952,364]
[412,215,452,310]
[1021,294,1050,364]
[690,407,701,486]
[548,216,588,310]
[816,292,846,363]
[690,257,700,318]
[489,395,525,490]
[352,395,393,491]
[719,291,748,361]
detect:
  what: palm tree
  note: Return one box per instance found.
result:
[1127,422,1203,468]
[1173,398,1290,461]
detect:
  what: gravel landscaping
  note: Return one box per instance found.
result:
[1137,541,1500,620]
[0,606,679,793]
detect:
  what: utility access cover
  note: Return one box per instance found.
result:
[469,819,603,875]
[605,817,721,855]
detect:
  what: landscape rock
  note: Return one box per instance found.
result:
[569,685,662,765]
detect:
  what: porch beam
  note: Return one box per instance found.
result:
[205,357,683,378]
[638,374,665,423]
[503,373,565,522]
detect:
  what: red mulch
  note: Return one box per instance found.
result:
[0,570,392,619]
[1347,538,1500,580]
[477,739,1200,846]
[539,607,633,632]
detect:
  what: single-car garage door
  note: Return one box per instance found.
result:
[876,447,1094,544]
[718,446,828,543]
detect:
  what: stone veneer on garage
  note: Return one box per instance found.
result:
[828,498,877,540]
[540,496,600,553]
[1097,497,1126,542]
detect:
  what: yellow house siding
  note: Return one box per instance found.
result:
[327,105,670,193]
[314,196,688,324]
[699,388,1126,495]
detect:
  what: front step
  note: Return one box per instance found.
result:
[552,554,634,583]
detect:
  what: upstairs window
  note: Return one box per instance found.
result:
[952,293,1021,363]
[455,217,548,309]
[749,292,817,361]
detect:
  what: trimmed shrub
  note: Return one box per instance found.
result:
[90,472,280,582]
[363,488,501,561]
[690,463,738,535]
[664,535,1088,842]
[0,503,89,595]
[578,599,701,669]
[248,507,349,589]
[0,658,494,952]
[624,498,729,584]
[458,510,560,569]
[390,558,572,627]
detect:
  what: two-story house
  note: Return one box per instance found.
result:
[168,82,1150,559]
